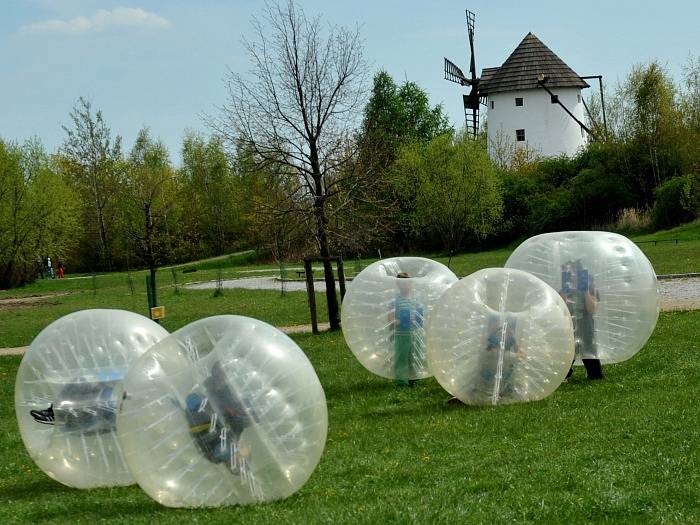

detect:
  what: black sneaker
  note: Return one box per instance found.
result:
[31,404,55,425]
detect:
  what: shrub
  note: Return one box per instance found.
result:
[613,208,653,233]
[652,174,700,230]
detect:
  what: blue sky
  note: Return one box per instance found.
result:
[1,0,698,164]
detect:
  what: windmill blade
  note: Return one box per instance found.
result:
[466,9,477,82]
[444,57,471,86]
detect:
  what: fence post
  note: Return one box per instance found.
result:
[304,258,318,335]
[337,258,346,301]
[171,268,180,294]
[146,274,160,324]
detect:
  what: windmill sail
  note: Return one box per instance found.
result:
[444,58,469,85]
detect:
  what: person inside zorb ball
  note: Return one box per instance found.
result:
[14,309,168,488]
[505,231,659,378]
[341,257,458,384]
[426,268,574,406]
[116,315,328,508]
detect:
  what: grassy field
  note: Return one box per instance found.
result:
[1,224,699,522]
[1,310,698,523]
[3,222,700,348]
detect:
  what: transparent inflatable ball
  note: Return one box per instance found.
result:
[15,309,168,488]
[117,315,328,507]
[341,257,458,381]
[505,231,659,364]
[427,268,574,406]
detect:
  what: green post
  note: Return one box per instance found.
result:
[146,273,160,324]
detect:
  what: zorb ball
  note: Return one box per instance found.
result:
[426,268,574,406]
[341,257,458,381]
[505,231,659,364]
[14,309,168,488]
[117,315,328,508]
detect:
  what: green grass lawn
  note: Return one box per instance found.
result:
[0,285,330,348]
[1,221,700,348]
[1,310,698,523]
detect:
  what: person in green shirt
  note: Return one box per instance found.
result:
[388,272,424,386]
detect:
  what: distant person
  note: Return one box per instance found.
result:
[388,272,424,386]
[57,260,65,279]
[46,256,54,279]
[35,257,43,279]
[560,260,603,380]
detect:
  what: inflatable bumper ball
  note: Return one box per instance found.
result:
[505,231,659,365]
[426,268,574,406]
[117,315,328,507]
[341,257,458,383]
[15,309,168,488]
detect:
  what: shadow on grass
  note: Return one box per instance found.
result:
[357,390,494,420]
[322,379,397,398]
[23,498,164,523]
[1,478,75,502]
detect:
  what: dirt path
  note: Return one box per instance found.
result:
[0,346,27,356]
[0,322,331,357]
[0,293,69,311]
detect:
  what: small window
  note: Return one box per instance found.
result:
[515,97,523,106]
[550,94,559,104]
[490,100,494,109]
[516,129,525,142]
[581,126,585,137]
[577,94,582,103]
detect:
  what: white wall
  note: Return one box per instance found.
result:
[486,87,588,158]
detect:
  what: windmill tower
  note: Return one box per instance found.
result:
[444,11,604,158]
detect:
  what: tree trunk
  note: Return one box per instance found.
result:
[144,204,159,322]
[311,172,340,330]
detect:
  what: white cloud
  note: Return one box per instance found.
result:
[18,7,171,36]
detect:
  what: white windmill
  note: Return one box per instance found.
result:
[444,10,606,158]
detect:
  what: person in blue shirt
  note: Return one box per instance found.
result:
[477,314,522,403]
[184,361,256,472]
[448,313,523,405]
[560,260,603,380]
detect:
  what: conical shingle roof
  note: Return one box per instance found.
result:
[479,33,588,94]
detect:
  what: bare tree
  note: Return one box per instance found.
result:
[213,0,369,329]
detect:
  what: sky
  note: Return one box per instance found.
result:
[1,0,698,165]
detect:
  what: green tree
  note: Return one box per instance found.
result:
[123,128,180,287]
[180,132,243,256]
[358,70,452,181]
[60,97,123,270]
[358,71,453,250]
[361,71,452,147]
[393,133,502,256]
[0,138,80,288]
[678,55,700,174]
[652,174,700,230]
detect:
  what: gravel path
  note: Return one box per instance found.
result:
[658,277,700,311]
[186,276,700,312]
[185,277,337,292]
